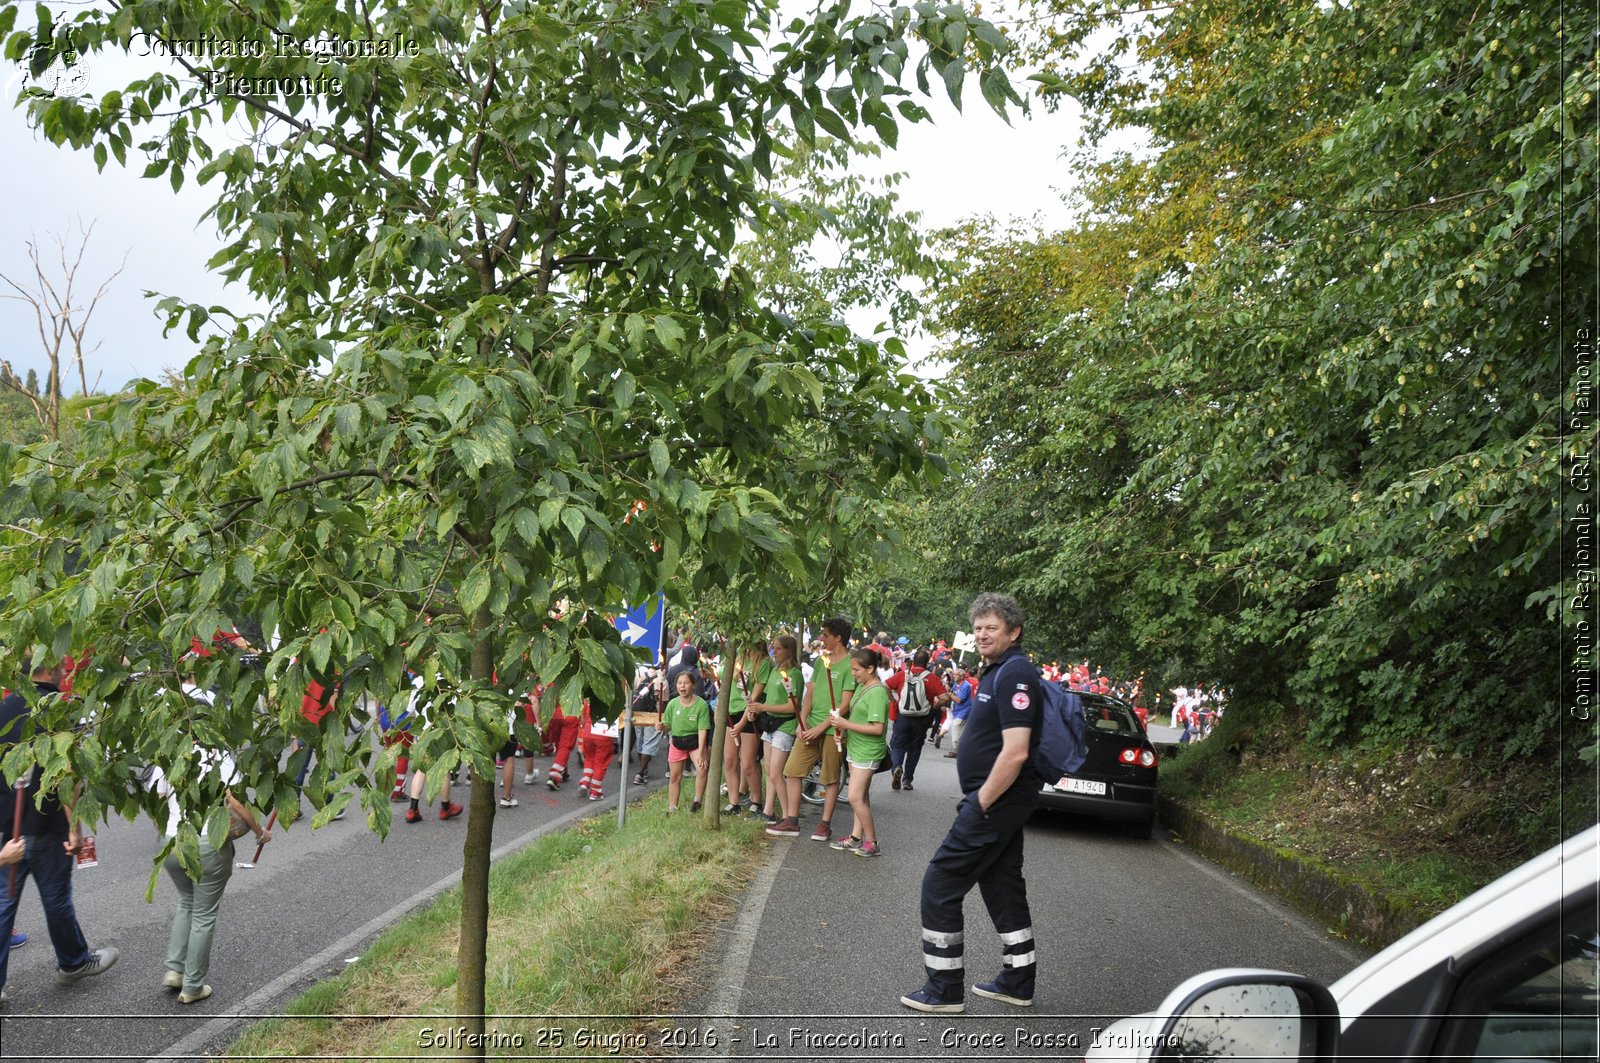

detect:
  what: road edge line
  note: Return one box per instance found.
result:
[146,797,615,1062]
[702,838,787,1063]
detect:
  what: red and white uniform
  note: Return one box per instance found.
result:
[577,704,616,799]
[545,689,581,788]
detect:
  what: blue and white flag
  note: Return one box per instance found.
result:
[614,593,667,661]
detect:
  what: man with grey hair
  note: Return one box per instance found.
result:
[901,592,1041,1014]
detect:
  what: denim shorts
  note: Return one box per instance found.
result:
[763,729,796,753]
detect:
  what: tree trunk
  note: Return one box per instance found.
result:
[701,648,737,831]
[456,603,496,1057]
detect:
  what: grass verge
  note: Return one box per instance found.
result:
[1160,716,1592,923]
[221,794,767,1061]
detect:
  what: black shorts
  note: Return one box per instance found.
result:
[726,711,745,731]
[499,737,518,759]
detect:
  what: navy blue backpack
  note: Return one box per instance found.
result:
[1034,681,1089,781]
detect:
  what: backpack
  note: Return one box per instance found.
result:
[898,670,932,717]
[1034,681,1089,782]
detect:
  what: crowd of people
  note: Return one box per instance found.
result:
[1166,683,1228,742]
[0,599,1227,1015]
[0,617,994,1009]
[601,596,1050,1016]
[611,621,939,858]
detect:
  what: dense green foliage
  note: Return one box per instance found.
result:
[936,0,1596,768]
[0,0,1016,1040]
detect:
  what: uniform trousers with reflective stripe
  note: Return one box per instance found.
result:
[579,731,616,797]
[918,788,1038,1000]
[546,715,580,783]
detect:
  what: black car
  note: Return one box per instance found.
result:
[1035,689,1158,838]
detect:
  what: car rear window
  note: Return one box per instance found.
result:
[1081,696,1142,737]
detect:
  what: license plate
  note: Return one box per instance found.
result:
[1054,778,1107,796]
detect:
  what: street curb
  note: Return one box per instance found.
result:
[1156,794,1429,949]
[145,795,620,1063]
[703,835,787,1063]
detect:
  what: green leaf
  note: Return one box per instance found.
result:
[815,107,850,139]
[652,315,685,353]
[581,529,609,575]
[941,60,965,109]
[197,561,225,603]
[204,805,232,854]
[308,629,333,673]
[513,508,540,547]
[561,507,587,546]
[624,314,647,351]
[459,565,491,614]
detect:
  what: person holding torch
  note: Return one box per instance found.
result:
[780,618,856,842]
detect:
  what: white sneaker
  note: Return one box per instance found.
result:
[178,984,213,1004]
[523,773,535,784]
[498,797,519,808]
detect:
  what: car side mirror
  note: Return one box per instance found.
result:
[1152,972,1340,1062]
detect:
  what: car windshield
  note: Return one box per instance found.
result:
[1081,695,1142,738]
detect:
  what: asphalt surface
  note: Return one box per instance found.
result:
[0,726,1370,1062]
[0,755,643,1061]
[685,726,1371,1063]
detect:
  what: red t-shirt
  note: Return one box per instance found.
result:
[300,680,336,725]
[61,651,90,694]
[884,666,947,721]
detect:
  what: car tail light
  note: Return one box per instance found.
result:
[1118,748,1138,764]
[1120,747,1158,767]
[1138,749,1157,768]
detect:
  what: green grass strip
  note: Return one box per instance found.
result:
[222,794,768,1060]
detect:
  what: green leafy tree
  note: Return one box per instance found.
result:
[737,134,947,334]
[0,0,1012,1047]
[935,0,1595,830]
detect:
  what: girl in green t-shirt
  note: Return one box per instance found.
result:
[825,646,890,857]
[723,641,768,816]
[660,670,712,813]
[749,633,805,826]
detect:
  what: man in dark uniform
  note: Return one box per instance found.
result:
[901,592,1041,1013]
[0,658,120,1005]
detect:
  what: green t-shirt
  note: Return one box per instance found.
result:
[756,662,804,736]
[806,656,857,727]
[727,657,762,715]
[664,695,711,737]
[751,659,774,703]
[845,684,890,764]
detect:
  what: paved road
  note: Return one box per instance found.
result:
[689,735,1369,1063]
[0,755,644,1062]
[0,724,1348,1062]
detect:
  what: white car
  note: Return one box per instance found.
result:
[1086,824,1599,1061]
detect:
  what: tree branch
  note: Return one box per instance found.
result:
[534,115,582,298]
[470,0,500,293]
[147,35,430,214]
[487,175,536,271]
[214,468,422,533]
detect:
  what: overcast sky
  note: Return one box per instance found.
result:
[1,28,1083,392]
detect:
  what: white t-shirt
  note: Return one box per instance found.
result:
[143,745,241,839]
